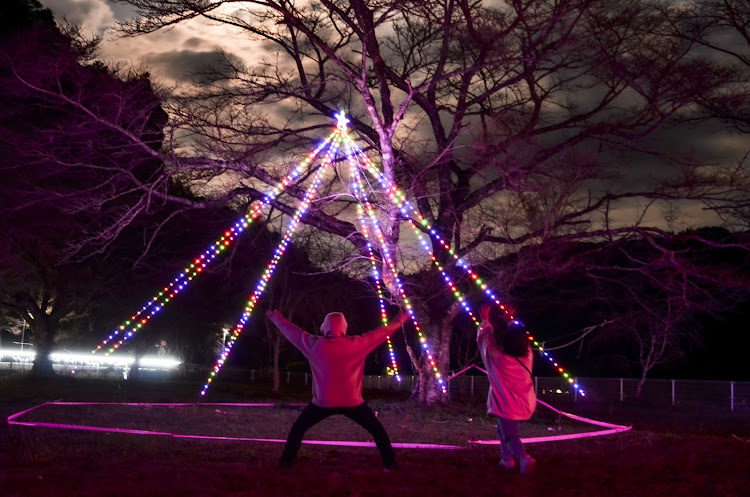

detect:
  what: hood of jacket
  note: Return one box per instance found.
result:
[320,312,348,337]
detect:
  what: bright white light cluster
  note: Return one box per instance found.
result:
[0,348,181,369]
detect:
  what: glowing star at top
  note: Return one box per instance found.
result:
[336,111,349,132]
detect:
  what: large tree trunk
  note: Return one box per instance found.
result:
[407,313,453,405]
[400,272,459,405]
[30,315,56,376]
[410,361,448,404]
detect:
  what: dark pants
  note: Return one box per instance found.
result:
[496,416,527,461]
[280,402,396,468]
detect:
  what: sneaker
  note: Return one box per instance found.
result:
[280,459,294,470]
[498,459,517,471]
[383,461,400,473]
[520,456,536,475]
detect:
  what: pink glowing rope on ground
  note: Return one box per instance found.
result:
[8,401,630,447]
[446,367,629,443]
[6,402,464,450]
[37,402,278,407]
[469,398,632,445]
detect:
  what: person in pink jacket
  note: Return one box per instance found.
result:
[477,304,537,475]
[267,308,410,470]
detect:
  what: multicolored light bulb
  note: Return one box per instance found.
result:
[92,133,338,355]
[200,133,343,396]
[343,136,586,396]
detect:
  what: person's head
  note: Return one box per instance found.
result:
[320,312,348,337]
[486,306,506,339]
[502,320,530,357]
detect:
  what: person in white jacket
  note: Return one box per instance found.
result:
[267,308,410,470]
[477,304,537,475]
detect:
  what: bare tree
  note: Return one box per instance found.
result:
[657,1,750,228]
[106,0,750,403]
[263,270,301,393]
[582,229,750,393]
[663,0,750,132]
[0,16,177,374]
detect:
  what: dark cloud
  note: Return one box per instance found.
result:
[39,0,115,33]
[183,37,204,48]
[147,49,243,83]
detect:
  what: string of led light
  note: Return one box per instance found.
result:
[93,110,581,397]
[345,140,403,382]
[349,202,401,380]
[342,133,445,392]
[92,134,338,355]
[345,139,586,396]
[92,216,251,354]
[409,221,586,394]
[200,133,342,396]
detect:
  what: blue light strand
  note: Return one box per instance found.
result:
[345,145,402,382]
[342,134,446,392]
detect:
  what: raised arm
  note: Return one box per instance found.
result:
[477,304,493,342]
[267,309,310,352]
[356,311,410,353]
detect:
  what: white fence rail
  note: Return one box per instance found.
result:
[200,368,750,413]
[445,375,750,413]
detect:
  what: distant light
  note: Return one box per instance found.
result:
[0,348,35,360]
[0,348,181,369]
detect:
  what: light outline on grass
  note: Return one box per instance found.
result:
[7,401,630,448]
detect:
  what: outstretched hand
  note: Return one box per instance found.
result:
[395,311,411,326]
[385,311,410,333]
[267,309,282,322]
[479,304,491,322]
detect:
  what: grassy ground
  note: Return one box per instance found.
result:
[1,375,748,497]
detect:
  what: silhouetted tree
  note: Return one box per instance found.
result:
[0,3,172,374]
[480,229,750,389]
